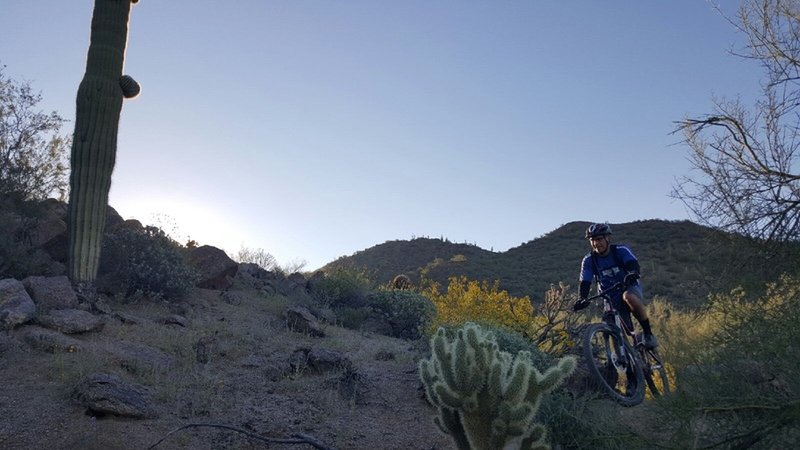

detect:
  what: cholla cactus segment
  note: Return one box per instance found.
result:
[68,0,137,283]
[418,323,575,450]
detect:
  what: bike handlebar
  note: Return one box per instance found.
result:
[584,281,626,303]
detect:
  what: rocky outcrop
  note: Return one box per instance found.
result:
[72,373,157,419]
[0,279,36,329]
[236,264,313,297]
[22,275,79,312]
[285,305,325,337]
[188,245,238,290]
[22,326,83,353]
[0,199,128,277]
[36,309,105,334]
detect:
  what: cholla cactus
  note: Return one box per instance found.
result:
[68,0,139,284]
[419,323,575,450]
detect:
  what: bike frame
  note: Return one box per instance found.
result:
[582,281,670,403]
[589,283,637,370]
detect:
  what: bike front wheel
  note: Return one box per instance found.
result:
[641,346,670,397]
[582,323,644,406]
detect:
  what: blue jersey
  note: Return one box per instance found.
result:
[579,245,640,296]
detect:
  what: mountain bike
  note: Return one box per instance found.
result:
[577,282,670,406]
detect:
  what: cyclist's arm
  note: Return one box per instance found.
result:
[579,281,591,299]
[618,246,641,275]
[579,255,594,299]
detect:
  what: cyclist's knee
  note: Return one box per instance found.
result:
[623,291,647,319]
[623,290,643,306]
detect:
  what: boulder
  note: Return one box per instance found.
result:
[104,205,125,230]
[289,347,352,374]
[285,305,325,337]
[113,218,144,232]
[72,373,157,419]
[28,207,66,248]
[281,272,308,295]
[164,314,189,327]
[306,270,325,291]
[188,245,238,290]
[237,262,270,282]
[0,278,36,329]
[308,348,352,373]
[22,275,78,312]
[22,326,83,353]
[36,309,105,334]
[220,290,244,305]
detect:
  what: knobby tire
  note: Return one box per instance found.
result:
[582,322,644,406]
[641,347,670,397]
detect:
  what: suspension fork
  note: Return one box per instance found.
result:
[603,312,629,370]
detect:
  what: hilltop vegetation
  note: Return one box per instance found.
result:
[323,219,800,308]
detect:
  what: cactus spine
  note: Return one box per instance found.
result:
[419,323,576,450]
[68,0,139,284]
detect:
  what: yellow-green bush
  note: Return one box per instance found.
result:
[421,276,538,338]
[638,276,800,449]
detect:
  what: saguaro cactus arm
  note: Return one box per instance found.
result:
[419,323,576,450]
[68,0,139,285]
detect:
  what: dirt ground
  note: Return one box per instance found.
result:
[0,286,456,450]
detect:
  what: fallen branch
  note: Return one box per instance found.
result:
[147,423,336,450]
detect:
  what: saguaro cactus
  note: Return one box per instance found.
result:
[419,323,576,450]
[68,0,140,285]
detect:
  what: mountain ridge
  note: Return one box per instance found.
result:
[322,219,791,308]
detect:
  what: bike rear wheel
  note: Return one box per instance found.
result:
[582,323,644,406]
[641,347,670,397]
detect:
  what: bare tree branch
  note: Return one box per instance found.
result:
[673,1,800,243]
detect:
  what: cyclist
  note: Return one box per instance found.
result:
[574,223,658,349]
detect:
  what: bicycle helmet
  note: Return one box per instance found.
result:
[585,223,612,239]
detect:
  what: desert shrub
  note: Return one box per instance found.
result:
[486,323,555,370]
[638,276,800,449]
[309,268,373,308]
[99,226,198,299]
[537,390,641,449]
[0,66,70,202]
[365,290,435,340]
[233,245,278,271]
[421,275,538,338]
[535,282,585,355]
[332,306,373,331]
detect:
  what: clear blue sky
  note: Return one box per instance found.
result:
[2,1,763,271]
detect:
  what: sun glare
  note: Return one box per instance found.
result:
[115,196,246,254]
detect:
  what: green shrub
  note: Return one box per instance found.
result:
[0,67,70,202]
[665,276,800,449]
[333,306,373,330]
[366,290,435,340]
[99,226,198,299]
[309,268,373,308]
[537,390,641,449]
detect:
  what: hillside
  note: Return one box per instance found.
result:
[2,196,797,449]
[323,219,798,308]
[0,285,454,450]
